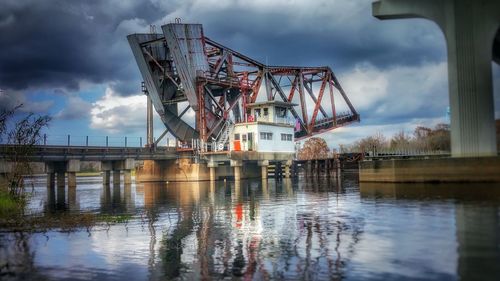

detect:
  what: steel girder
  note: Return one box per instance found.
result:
[128,23,359,142]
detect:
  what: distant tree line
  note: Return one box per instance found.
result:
[339,123,451,153]
[297,124,453,160]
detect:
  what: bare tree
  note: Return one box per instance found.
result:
[298,137,330,160]
[390,130,411,150]
[1,104,51,197]
[349,132,387,153]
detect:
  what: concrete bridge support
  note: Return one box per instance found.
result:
[259,160,269,180]
[231,160,242,181]
[284,160,292,178]
[47,172,55,188]
[66,160,80,188]
[56,172,65,188]
[46,160,80,188]
[207,160,218,182]
[102,159,135,186]
[102,162,112,185]
[373,0,500,157]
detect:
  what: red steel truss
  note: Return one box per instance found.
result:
[128,23,359,143]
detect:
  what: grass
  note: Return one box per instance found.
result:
[76,171,101,177]
[1,211,134,232]
[76,170,136,177]
[0,189,24,218]
[1,188,133,231]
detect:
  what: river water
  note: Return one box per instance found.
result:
[1,173,500,280]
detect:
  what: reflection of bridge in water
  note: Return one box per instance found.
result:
[139,179,362,280]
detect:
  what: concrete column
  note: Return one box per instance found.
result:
[46,184,56,209]
[124,184,132,209]
[234,166,241,181]
[102,161,113,186]
[123,170,132,184]
[56,172,65,187]
[113,171,121,185]
[259,160,269,180]
[47,172,55,188]
[102,171,111,185]
[65,160,80,189]
[67,172,77,188]
[284,160,292,178]
[68,186,77,209]
[373,0,500,157]
[57,185,66,207]
[231,160,242,181]
[208,159,218,182]
[261,178,269,199]
[210,167,216,182]
[261,165,268,179]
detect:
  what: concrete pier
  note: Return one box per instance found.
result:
[284,160,292,178]
[47,172,55,188]
[209,167,216,181]
[67,172,76,188]
[102,170,111,185]
[56,172,65,187]
[373,0,500,157]
[360,157,500,183]
[123,170,132,184]
[113,171,121,185]
[233,166,241,181]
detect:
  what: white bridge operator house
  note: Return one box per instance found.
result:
[230,101,296,153]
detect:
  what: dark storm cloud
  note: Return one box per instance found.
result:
[0,0,171,95]
[193,2,446,72]
[0,0,447,97]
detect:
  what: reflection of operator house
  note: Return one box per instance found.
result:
[230,101,296,153]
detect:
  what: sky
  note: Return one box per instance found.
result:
[0,0,499,148]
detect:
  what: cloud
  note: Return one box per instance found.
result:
[55,95,92,120]
[1,0,497,143]
[0,89,54,113]
[90,87,147,134]
[0,0,446,97]
[156,0,446,71]
[340,61,448,124]
[0,0,170,95]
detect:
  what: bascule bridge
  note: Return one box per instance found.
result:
[127,22,359,181]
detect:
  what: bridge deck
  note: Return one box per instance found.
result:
[0,145,181,162]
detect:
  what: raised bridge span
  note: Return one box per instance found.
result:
[128,22,359,146]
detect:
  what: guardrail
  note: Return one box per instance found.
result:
[34,134,146,147]
[363,149,451,160]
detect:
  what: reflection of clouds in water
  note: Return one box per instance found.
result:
[349,200,457,279]
[6,178,498,280]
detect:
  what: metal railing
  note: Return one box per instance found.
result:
[34,134,146,147]
[243,115,295,126]
[363,148,450,159]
